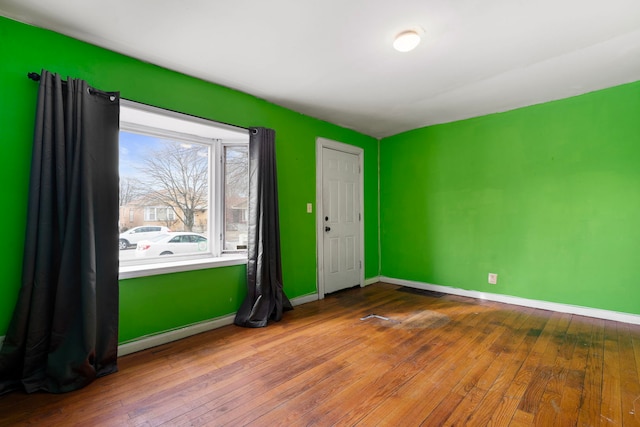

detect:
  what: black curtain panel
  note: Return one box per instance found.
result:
[0,71,120,394]
[234,127,292,328]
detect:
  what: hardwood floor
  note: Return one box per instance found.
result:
[1,282,639,426]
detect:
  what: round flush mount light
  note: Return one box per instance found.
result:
[393,30,421,52]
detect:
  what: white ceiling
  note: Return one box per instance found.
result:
[1,0,639,138]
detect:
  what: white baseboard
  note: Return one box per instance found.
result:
[364,276,380,286]
[380,276,640,326]
[117,293,318,356]
[290,293,319,306]
[117,314,236,356]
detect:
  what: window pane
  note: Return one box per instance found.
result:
[223,145,248,251]
[144,207,156,221]
[157,208,167,221]
[119,131,209,261]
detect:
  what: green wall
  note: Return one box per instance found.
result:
[0,17,379,343]
[381,80,640,315]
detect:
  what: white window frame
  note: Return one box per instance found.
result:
[118,100,248,280]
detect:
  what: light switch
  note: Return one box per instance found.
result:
[307,203,313,213]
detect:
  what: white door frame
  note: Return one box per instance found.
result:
[316,137,365,299]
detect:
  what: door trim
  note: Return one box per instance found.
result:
[316,137,365,299]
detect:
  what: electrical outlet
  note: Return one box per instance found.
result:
[488,273,498,285]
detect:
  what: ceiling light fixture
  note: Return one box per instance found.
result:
[393,30,421,52]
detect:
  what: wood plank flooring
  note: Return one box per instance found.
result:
[1,282,639,426]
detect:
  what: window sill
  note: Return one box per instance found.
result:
[119,254,247,280]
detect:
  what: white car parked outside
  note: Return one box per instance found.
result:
[119,226,171,250]
[135,232,208,257]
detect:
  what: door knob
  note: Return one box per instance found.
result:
[325,226,331,232]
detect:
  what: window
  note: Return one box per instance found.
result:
[144,207,156,222]
[224,145,249,251]
[144,207,175,222]
[118,100,249,277]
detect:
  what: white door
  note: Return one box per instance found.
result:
[321,146,361,294]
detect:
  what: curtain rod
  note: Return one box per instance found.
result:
[27,72,252,133]
[28,71,117,101]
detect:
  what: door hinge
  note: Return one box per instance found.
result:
[359,213,361,221]
[359,260,362,269]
